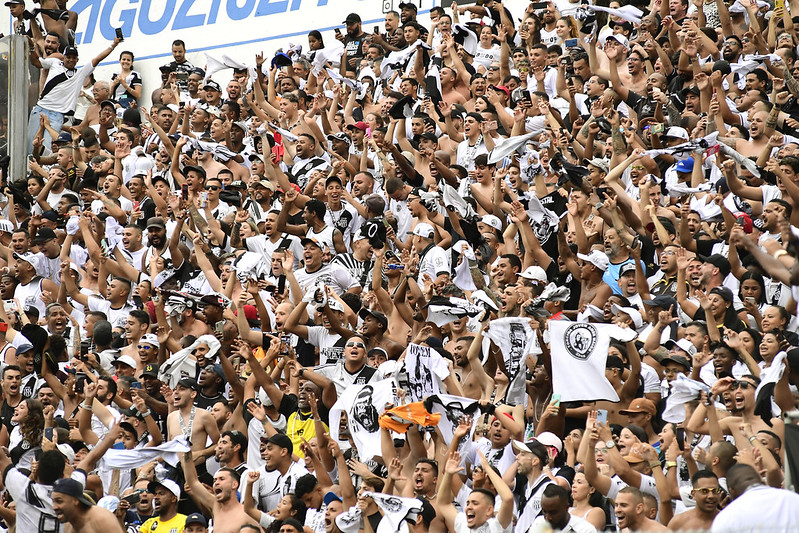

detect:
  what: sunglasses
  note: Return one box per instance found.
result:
[346,341,366,349]
[733,380,754,390]
[205,185,221,191]
[693,487,723,495]
[487,66,500,71]
[137,344,155,350]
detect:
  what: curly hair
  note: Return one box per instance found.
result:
[19,399,44,446]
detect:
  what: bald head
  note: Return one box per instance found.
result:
[727,463,762,499]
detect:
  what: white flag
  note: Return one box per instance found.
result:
[330,378,396,461]
[548,322,635,402]
[484,318,542,405]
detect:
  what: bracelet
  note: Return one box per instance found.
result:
[774,249,788,259]
[140,410,152,417]
[649,461,661,469]
[79,403,92,410]
[749,436,758,443]
[666,461,678,468]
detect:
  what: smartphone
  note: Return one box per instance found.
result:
[745,296,756,304]
[551,393,561,408]
[181,184,189,199]
[44,427,54,441]
[215,320,225,334]
[100,238,110,257]
[564,38,578,49]
[334,28,342,36]
[596,409,608,425]
[374,26,380,34]
[735,216,744,226]
[75,372,86,394]
[277,274,286,294]
[175,71,188,82]
[130,380,142,390]
[115,27,124,41]
[3,300,16,311]
[122,490,142,505]
[132,295,143,309]
[132,200,140,211]
[199,191,208,208]
[532,2,549,8]
[521,89,532,103]
[596,187,607,198]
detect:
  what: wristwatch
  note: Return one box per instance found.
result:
[605,440,616,449]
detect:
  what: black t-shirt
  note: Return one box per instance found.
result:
[0,399,19,434]
[195,390,226,411]
[343,32,368,61]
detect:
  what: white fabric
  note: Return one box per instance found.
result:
[404,343,449,402]
[330,378,396,461]
[484,318,542,405]
[663,375,711,423]
[711,485,799,532]
[363,493,423,531]
[99,437,191,469]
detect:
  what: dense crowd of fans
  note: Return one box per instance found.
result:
[4,0,799,531]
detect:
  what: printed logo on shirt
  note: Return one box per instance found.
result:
[564,323,597,360]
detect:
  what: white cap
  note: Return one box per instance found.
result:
[412,222,435,239]
[535,431,563,452]
[605,34,630,49]
[56,443,75,464]
[13,252,46,278]
[576,250,609,271]
[611,303,644,329]
[518,266,548,283]
[664,126,690,141]
[352,229,368,242]
[139,333,160,348]
[0,220,14,234]
[327,299,345,312]
[113,355,138,368]
[481,214,502,231]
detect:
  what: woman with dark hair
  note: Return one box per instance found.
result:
[760,305,799,344]
[244,470,307,532]
[569,471,608,531]
[9,398,44,468]
[738,270,767,328]
[307,30,325,61]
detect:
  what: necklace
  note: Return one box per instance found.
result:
[533,391,552,423]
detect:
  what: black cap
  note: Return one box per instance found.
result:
[177,377,198,391]
[661,354,692,370]
[203,80,222,92]
[343,13,361,23]
[359,308,388,330]
[146,217,166,230]
[709,286,734,303]
[642,295,678,310]
[698,254,731,278]
[182,165,207,179]
[63,46,79,57]
[185,513,208,527]
[99,99,116,110]
[399,1,418,10]
[32,228,57,243]
[52,478,93,506]
[142,363,159,378]
[325,174,343,187]
[266,433,293,454]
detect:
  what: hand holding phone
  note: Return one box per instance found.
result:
[115,28,124,41]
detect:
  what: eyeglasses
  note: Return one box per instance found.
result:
[733,380,754,390]
[205,185,221,191]
[346,341,366,349]
[693,487,723,495]
[631,165,644,170]
[742,37,751,43]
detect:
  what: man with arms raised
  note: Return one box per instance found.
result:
[182,454,258,533]
[166,378,221,475]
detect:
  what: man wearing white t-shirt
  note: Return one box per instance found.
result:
[28,37,122,152]
[438,449,514,533]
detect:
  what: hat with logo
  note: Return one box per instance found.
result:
[611,303,644,329]
[327,132,352,145]
[176,377,198,391]
[63,46,79,57]
[203,80,222,92]
[142,363,160,378]
[13,252,45,278]
[576,250,609,271]
[343,13,361,23]
[412,222,435,239]
[619,263,636,277]
[300,237,325,250]
[52,478,93,506]
[113,355,137,369]
[642,295,678,309]
[675,158,694,173]
[32,228,57,244]
[619,398,657,416]
[664,338,697,358]
[140,334,160,349]
[586,158,610,174]
[185,513,208,527]
[481,214,502,231]
[346,121,369,131]
[147,478,181,498]
[518,266,548,283]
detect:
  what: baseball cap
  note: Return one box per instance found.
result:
[576,250,609,271]
[176,377,198,391]
[4,0,24,5]
[619,263,636,277]
[623,448,647,464]
[732,212,754,234]
[489,84,511,98]
[13,252,45,278]
[147,478,181,498]
[142,363,160,378]
[203,80,222,92]
[535,431,563,453]
[231,120,248,133]
[185,513,208,527]
[0,220,13,234]
[99,99,116,111]
[63,46,79,57]
[52,478,93,506]
[606,34,629,49]
[146,217,166,230]
[663,127,690,141]
[113,355,137,369]
[346,121,368,131]
[325,174,343,187]
[412,222,435,239]
[300,237,325,250]
[324,491,343,506]
[399,1,418,11]
[518,266,548,283]
[619,398,657,417]
[700,254,731,278]
[664,338,697,357]
[709,286,734,302]
[611,303,643,329]
[359,308,388,329]
[661,353,692,370]
[256,179,276,191]
[586,158,609,174]
[182,165,206,179]
[481,214,502,231]
[140,334,160,349]
[675,158,694,173]
[510,440,549,465]
[266,433,294,454]
[343,13,361,23]
[327,132,352,144]
[642,295,678,309]
[609,19,633,31]
[32,228,57,243]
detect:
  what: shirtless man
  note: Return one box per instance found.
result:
[182,456,257,533]
[455,330,494,401]
[166,378,221,466]
[52,478,125,533]
[667,470,720,531]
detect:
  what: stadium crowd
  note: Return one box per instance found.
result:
[4,0,799,531]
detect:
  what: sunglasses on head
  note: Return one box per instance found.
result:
[346,341,366,349]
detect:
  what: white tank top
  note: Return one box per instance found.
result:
[14,278,46,317]
[306,225,336,256]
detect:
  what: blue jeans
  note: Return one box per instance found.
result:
[28,105,65,154]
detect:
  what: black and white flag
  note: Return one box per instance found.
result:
[548,322,637,402]
[404,343,449,403]
[330,378,397,461]
[484,317,542,405]
[423,394,482,446]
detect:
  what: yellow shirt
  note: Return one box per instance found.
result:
[140,513,187,533]
[287,410,328,458]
